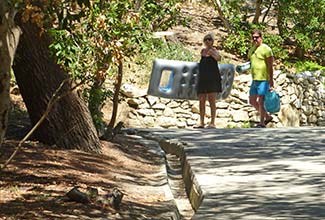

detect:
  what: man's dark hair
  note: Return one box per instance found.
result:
[252,29,262,38]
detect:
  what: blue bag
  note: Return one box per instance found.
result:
[264,91,280,113]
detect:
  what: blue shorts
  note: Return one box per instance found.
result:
[249,80,269,96]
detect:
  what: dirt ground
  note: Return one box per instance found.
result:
[0,91,179,220]
[0,134,176,220]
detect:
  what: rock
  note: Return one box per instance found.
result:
[308,115,318,124]
[216,102,229,109]
[156,110,163,116]
[163,107,175,117]
[192,113,200,120]
[157,116,177,128]
[293,99,302,109]
[191,103,200,113]
[301,105,313,116]
[216,109,231,118]
[159,98,170,104]
[290,94,298,103]
[276,73,288,85]
[174,107,189,114]
[127,118,144,128]
[235,73,251,84]
[186,119,197,126]
[127,98,142,108]
[167,101,180,108]
[128,110,138,119]
[121,83,146,98]
[287,86,295,95]
[176,121,187,128]
[215,118,230,128]
[317,119,325,126]
[137,109,155,117]
[278,104,300,127]
[152,103,166,110]
[181,101,190,109]
[139,102,150,109]
[232,110,249,122]
[281,95,291,104]
[143,117,155,126]
[177,112,192,119]
[147,96,159,106]
[231,103,242,110]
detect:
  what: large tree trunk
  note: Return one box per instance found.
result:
[253,0,263,24]
[0,3,21,146]
[13,21,101,153]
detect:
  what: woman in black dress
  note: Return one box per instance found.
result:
[195,33,222,128]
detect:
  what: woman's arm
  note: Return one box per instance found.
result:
[207,47,222,61]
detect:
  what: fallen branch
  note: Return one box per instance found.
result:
[0,78,84,171]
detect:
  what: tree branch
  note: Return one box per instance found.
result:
[0,78,84,171]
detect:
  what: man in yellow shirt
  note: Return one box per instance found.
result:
[248,29,274,128]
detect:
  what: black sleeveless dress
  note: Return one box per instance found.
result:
[197,56,222,94]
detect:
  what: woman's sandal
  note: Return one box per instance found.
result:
[193,125,205,129]
[206,125,216,129]
[255,124,266,128]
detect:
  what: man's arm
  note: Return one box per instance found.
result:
[266,56,274,88]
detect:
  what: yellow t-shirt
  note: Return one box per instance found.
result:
[248,44,273,80]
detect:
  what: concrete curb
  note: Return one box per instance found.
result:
[123,134,182,220]
[159,139,203,212]
[137,130,203,216]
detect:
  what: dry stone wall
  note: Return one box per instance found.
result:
[122,70,325,128]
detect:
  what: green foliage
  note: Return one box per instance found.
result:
[153,41,196,61]
[263,33,288,61]
[224,30,250,57]
[85,86,113,131]
[45,0,184,130]
[221,0,323,65]
[294,61,325,72]
[133,40,196,86]
[277,0,324,62]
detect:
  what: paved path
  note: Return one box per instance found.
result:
[139,127,325,220]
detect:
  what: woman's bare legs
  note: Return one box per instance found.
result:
[198,94,206,127]
[207,92,216,127]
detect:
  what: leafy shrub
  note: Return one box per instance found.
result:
[131,40,197,86]
[263,34,288,61]
[294,61,325,72]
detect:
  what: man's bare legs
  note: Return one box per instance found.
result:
[249,95,272,126]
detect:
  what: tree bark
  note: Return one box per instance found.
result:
[13,21,101,153]
[253,0,263,24]
[277,0,286,38]
[0,3,21,146]
[211,0,231,32]
[108,61,123,129]
[262,0,274,23]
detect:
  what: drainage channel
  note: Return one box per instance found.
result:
[135,130,201,219]
[165,153,195,220]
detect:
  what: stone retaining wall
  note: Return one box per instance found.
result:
[123,70,325,128]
